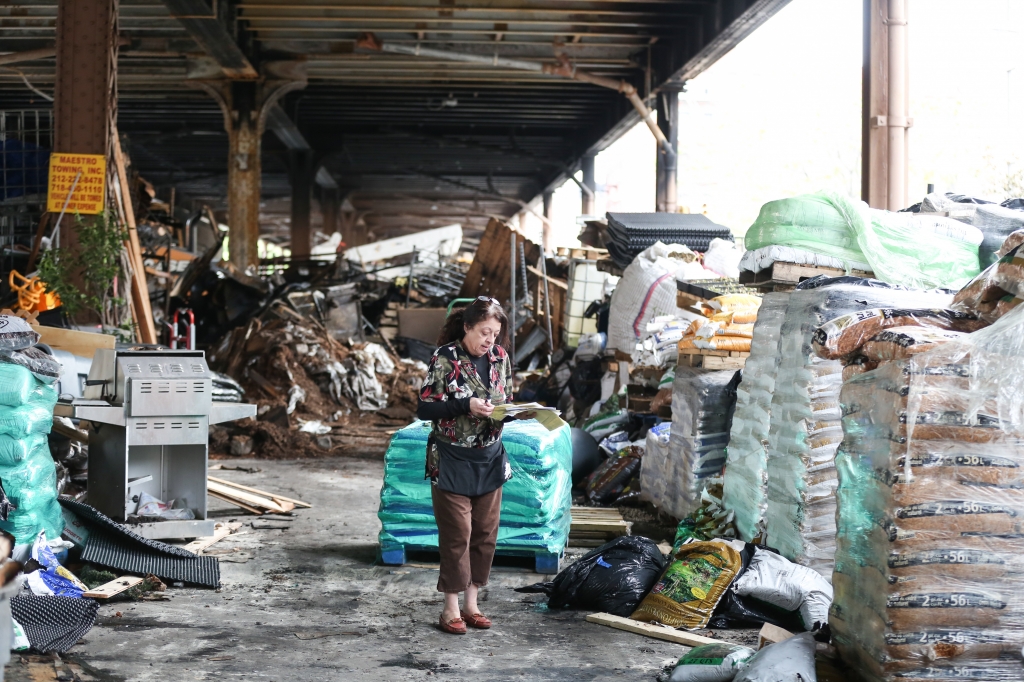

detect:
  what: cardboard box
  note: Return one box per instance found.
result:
[397,308,448,346]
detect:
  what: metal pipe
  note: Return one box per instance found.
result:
[357,32,675,160]
[509,231,517,366]
[539,247,554,364]
[886,0,908,211]
[405,247,416,308]
[581,154,596,215]
[0,47,57,66]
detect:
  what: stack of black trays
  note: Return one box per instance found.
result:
[605,212,734,269]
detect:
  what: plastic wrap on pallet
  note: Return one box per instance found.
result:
[639,422,671,511]
[832,303,1024,682]
[0,360,63,550]
[744,192,981,289]
[377,420,572,556]
[722,292,790,541]
[645,367,740,520]
[763,282,952,579]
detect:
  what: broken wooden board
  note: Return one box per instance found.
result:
[569,507,632,548]
[207,476,311,508]
[586,613,717,647]
[181,522,242,554]
[757,622,795,650]
[207,480,295,513]
[739,261,873,292]
[677,347,750,370]
[83,575,143,600]
[208,489,264,515]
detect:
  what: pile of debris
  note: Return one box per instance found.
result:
[208,301,427,459]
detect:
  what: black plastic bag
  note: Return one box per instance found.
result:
[516,536,667,617]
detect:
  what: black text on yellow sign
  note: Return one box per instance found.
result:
[47,153,107,215]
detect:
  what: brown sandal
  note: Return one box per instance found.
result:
[439,614,467,635]
[461,611,492,629]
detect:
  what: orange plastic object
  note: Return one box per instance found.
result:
[8,270,60,312]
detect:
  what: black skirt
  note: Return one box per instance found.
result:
[434,438,510,497]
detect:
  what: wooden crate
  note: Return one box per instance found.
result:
[677,347,749,370]
[739,261,873,292]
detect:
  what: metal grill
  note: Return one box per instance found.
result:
[0,109,52,298]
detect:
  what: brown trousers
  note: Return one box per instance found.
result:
[431,485,502,593]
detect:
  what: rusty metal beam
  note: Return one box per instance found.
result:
[0,46,56,66]
[163,0,258,79]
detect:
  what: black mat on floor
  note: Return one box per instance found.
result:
[58,498,197,558]
[81,531,220,588]
[59,499,220,588]
[11,595,99,653]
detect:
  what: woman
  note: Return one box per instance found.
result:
[416,296,522,635]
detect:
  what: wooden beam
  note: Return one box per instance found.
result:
[112,129,158,345]
[586,613,718,647]
[83,575,144,600]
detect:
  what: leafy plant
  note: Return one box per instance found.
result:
[38,212,127,325]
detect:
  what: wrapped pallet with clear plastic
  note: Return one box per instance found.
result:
[762,279,952,578]
[721,291,789,541]
[831,303,1024,682]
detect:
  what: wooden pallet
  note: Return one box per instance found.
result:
[677,347,749,370]
[739,261,873,292]
[569,507,632,547]
[676,290,707,310]
[379,544,562,574]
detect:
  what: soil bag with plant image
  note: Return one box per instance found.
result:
[515,535,668,617]
[669,642,756,682]
[631,538,745,629]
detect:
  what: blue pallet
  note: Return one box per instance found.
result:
[379,543,562,575]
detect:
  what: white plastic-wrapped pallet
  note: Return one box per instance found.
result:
[763,281,952,579]
[639,421,672,511]
[721,292,790,541]
[660,367,741,519]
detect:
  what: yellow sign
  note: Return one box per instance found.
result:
[47,153,106,215]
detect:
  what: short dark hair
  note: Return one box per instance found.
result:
[437,297,511,350]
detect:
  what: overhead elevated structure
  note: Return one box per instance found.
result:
[0,0,791,260]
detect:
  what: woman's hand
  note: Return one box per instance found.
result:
[469,398,495,418]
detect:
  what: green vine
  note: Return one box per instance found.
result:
[38,212,127,323]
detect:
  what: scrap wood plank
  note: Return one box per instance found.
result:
[586,613,717,647]
[207,489,264,515]
[83,575,143,600]
[207,476,311,508]
[570,521,631,534]
[182,522,242,554]
[207,481,294,513]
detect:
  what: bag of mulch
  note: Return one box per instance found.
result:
[515,536,668,617]
[733,632,816,682]
[0,315,39,352]
[669,643,756,682]
[584,446,642,504]
[631,539,745,629]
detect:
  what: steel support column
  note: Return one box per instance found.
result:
[656,92,679,213]
[191,79,305,269]
[321,186,339,237]
[289,149,313,259]
[581,154,596,216]
[542,191,554,251]
[54,0,118,261]
[863,0,910,210]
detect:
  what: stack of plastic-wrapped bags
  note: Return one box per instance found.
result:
[0,315,64,557]
[818,239,1024,680]
[378,420,572,557]
[759,280,951,577]
[721,292,789,541]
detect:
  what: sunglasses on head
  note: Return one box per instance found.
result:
[477,296,499,305]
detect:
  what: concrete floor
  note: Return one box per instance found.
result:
[19,457,756,682]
